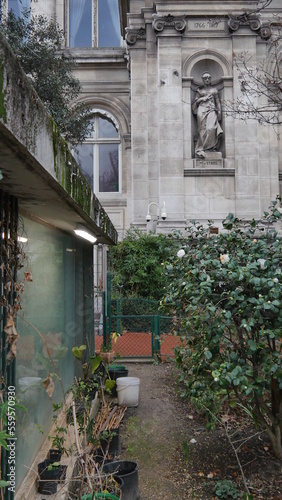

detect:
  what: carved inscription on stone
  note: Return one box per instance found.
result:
[195,159,223,168]
[188,18,225,31]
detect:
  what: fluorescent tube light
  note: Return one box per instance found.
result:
[74,224,97,244]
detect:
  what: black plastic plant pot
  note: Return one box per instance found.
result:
[92,450,112,467]
[58,464,68,483]
[81,475,123,499]
[38,459,61,495]
[108,366,128,397]
[99,427,121,459]
[102,460,139,500]
[49,448,62,463]
[38,479,58,495]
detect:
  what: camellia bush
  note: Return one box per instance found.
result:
[160,198,282,459]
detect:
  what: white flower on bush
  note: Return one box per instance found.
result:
[177,249,185,259]
[219,254,230,264]
[257,258,266,270]
[273,278,279,283]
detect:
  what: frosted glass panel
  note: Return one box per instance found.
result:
[98,0,121,47]
[15,218,88,487]
[99,143,119,192]
[69,0,92,48]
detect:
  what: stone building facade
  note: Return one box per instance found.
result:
[121,0,282,236]
[3,1,282,239]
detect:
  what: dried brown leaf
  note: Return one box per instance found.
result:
[4,315,19,343]
[43,376,55,398]
[6,339,18,364]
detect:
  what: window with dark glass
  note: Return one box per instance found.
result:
[74,113,120,194]
[68,0,121,48]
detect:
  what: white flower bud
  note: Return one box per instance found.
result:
[177,249,185,259]
[219,254,230,264]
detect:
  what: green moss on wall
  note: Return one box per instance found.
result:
[50,119,92,214]
[0,61,7,123]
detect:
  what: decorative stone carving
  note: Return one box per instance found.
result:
[228,14,272,39]
[260,24,272,40]
[192,73,223,159]
[125,27,146,46]
[152,14,186,34]
[228,13,261,32]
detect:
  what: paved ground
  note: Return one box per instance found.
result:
[118,361,194,499]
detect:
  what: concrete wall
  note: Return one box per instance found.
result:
[0,32,118,244]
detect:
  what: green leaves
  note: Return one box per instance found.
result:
[89,355,102,374]
[72,345,86,360]
[160,199,282,456]
[0,430,11,450]
[0,480,10,488]
[110,229,176,300]
[0,9,93,145]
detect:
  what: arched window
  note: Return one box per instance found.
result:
[74,112,121,194]
[68,0,121,48]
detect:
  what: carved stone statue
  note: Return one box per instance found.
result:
[192,72,223,158]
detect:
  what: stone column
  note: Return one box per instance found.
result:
[127,34,149,227]
[153,14,187,228]
[231,30,277,219]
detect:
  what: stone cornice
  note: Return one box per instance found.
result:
[184,169,235,177]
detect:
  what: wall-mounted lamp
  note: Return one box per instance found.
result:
[74,224,97,244]
[18,236,28,243]
[146,201,167,222]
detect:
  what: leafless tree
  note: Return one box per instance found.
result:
[224,0,282,127]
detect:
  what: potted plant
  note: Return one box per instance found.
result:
[72,344,104,382]
[96,332,121,364]
[37,459,61,495]
[80,473,123,499]
[48,448,62,463]
[102,460,139,500]
[108,365,128,397]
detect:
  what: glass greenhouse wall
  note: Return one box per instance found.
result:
[15,216,94,487]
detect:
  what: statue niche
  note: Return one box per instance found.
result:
[192,72,223,159]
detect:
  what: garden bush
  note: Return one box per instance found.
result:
[160,198,282,459]
[109,227,177,301]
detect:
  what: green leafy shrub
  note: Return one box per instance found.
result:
[1,8,92,145]
[213,480,238,499]
[109,227,177,301]
[161,198,282,459]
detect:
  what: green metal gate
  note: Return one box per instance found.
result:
[95,273,173,359]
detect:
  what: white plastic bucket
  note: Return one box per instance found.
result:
[116,377,140,407]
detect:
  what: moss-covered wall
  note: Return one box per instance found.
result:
[0,33,118,244]
[0,60,7,123]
